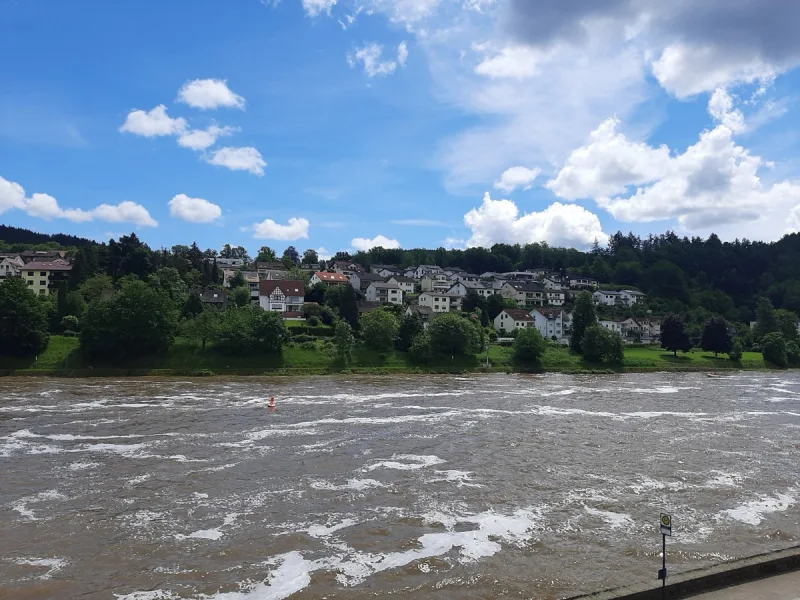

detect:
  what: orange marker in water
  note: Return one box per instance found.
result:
[268,397,276,408]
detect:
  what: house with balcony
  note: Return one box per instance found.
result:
[545,290,566,306]
[310,271,349,286]
[530,308,569,343]
[447,280,496,299]
[387,275,416,295]
[331,261,364,277]
[501,281,545,308]
[620,290,646,305]
[599,319,623,334]
[21,260,72,296]
[593,290,624,306]
[418,292,451,313]
[349,271,384,292]
[414,264,444,279]
[366,282,403,305]
[256,261,287,280]
[0,254,24,280]
[569,276,598,289]
[494,309,535,333]
[421,273,451,293]
[259,280,305,314]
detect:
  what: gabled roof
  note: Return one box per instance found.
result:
[505,281,544,292]
[259,280,305,296]
[622,289,645,295]
[370,282,400,290]
[407,304,433,316]
[256,261,286,270]
[199,289,227,303]
[389,275,415,283]
[533,308,565,319]
[24,260,72,271]
[500,309,534,321]
[358,301,380,314]
[332,261,364,272]
[595,290,623,296]
[313,271,349,283]
[359,272,385,282]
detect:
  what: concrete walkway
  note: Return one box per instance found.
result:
[690,570,800,599]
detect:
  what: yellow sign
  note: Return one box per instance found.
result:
[660,513,672,536]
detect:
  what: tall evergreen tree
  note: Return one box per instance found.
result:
[754,297,780,341]
[570,291,597,353]
[338,284,360,330]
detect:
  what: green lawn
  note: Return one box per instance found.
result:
[0,336,771,376]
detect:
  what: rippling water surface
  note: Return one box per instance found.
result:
[1,373,799,599]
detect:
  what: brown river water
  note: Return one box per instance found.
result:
[1,373,799,600]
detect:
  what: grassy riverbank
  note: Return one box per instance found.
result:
[0,336,773,377]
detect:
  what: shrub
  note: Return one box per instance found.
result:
[307,316,321,327]
[787,341,800,367]
[761,332,787,368]
[581,325,625,364]
[409,332,433,364]
[513,328,546,366]
[728,338,743,362]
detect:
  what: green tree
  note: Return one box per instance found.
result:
[0,277,50,356]
[728,338,744,362]
[700,316,732,357]
[228,271,246,289]
[581,325,624,364]
[337,284,360,330]
[462,291,487,314]
[409,331,432,364]
[787,341,800,367]
[428,313,481,356]
[487,294,505,320]
[211,307,287,355]
[60,315,80,335]
[754,297,779,341]
[302,249,319,265]
[513,327,546,366]
[183,291,204,318]
[56,280,68,322]
[361,309,399,355]
[761,332,788,368]
[281,246,300,268]
[396,312,424,351]
[80,279,178,360]
[661,313,691,356]
[78,274,114,303]
[148,266,188,307]
[775,309,799,343]
[570,291,597,353]
[183,309,219,350]
[252,310,289,354]
[65,291,87,321]
[255,246,277,262]
[647,260,690,304]
[334,320,354,364]
[233,286,251,307]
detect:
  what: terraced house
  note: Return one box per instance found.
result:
[21,259,72,296]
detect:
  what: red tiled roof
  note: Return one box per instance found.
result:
[259,280,305,296]
[314,271,349,283]
[501,309,534,321]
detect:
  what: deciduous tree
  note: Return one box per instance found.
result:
[570,291,596,353]
[0,277,50,356]
[361,309,399,355]
[701,316,732,357]
[661,313,691,356]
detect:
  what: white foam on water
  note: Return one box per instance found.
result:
[176,513,238,541]
[367,454,446,471]
[430,470,483,488]
[11,556,68,579]
[311,478,385,491]
[704,471,743,488]
[206,551,317,600]
[584,507,633,529]
[78,442,155,458]
[286,411,462,430]
[129,510,164,529]
[629,476,690,494]
[10,489,66,520]
[114,591,178,600]
[623,411,708,419]
[334,508,541,586]
[718,492,796,525]
[127,474,151,485]
[194,492,209,499]
[197,462,239,473]
[68,461,100,471]
[305,518,357,538]
[628,386,699,394]
[540,389,575,397]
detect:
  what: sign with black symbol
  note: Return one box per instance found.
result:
[660,513,672,536]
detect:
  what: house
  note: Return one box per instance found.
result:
[0,255,24,280]
[310,271,349,286]
[366,282,403,305]
[198,289,228,310]
[405,304,433,328]
[569,277,598,289]
[245,272,260,303]
[638,319,661,344]
[216,257,246,268]
[599,319,623,334]
[259,280,305,314]
[540,276,564,290]
[443,267,467,279]
[387,275,416,295]
[349,271,384,292]
[545,290,566,306]
[501,281,545,308]
[619,318,643,342]
[370,264,402,278]
[593,290,623,306]
[20,260,72,296]
[447,294,463,312]
[331,261,364,277]
[20,250,66,263]
[620,290,646,305]
[494,309,535,333]
[531,308,568,343]
[502,271,538,281]
[256,261,288,280]
[420,274,451,293]
[447,280,496,299]
[414,264,444,279]
[450,272,481,284]
[418,292,451,313]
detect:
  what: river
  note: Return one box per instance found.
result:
[1,373,798,599]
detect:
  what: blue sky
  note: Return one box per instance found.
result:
[3,0,800,257]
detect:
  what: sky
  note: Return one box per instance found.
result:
[3,0,800,258]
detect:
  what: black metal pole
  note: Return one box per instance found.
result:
[662,533,666,599]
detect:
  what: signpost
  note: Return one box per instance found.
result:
[658,513,672,598]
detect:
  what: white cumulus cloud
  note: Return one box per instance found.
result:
[348,43,397,77]
[302,0,337,17]
[0,176,26,214]
[398,41,409,67]
[177,79,245,110]
[253,217,310,240]
[119,105,187,137]
[494,166,541,192]
[178,125,237,151]
[351,234,401,251]
[464,192,605,249]
[205,147,267,176]
[707,88,745,133]
[474,45,546,80]
[91,201,158,227]
[168,194,222,223]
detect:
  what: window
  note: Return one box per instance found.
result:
[38,289,46,295]
[28,271,34,276]
[40,280,47,286]
[27,280,33,285]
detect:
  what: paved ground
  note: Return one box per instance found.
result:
[691,570,800,599]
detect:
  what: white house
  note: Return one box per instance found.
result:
[540,276,564,290]
[311,271,349,286]
[370,264,402,277]
[620,290,646,305]
[255,261,288,281]
[418,292,451,313]
[349,271,384,291]
[405,304,433,328]
[593,290,623,306]
[531,308,568,343]
[501,281,545,308]
[640,320,661,344]
[450,272,482,284]
[569,277,598,289]
[366,282,403,305]
[545,290,566,306]
[447,280,496,299]
[599,320,623,334]
[414,264,444,279]
[0,255,24,280]
[20,259,72,296]
[259,280,305,314]
[331,261,364,277]
[388,276,416,295]
[494,309,535,333]
[421,274,451,293]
